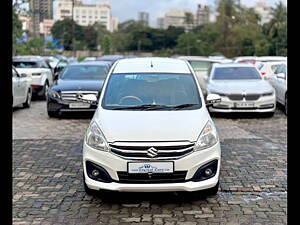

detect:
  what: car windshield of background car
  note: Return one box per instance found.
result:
[60,65,108,80]
[212,67,262,80]
[13,61,39,69]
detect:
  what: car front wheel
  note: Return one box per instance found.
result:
[23,88,32,108]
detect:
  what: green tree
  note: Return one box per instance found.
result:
[51,19,84,50]
[103,35,111,54]
[264,2,287,55]
[12,7,23,55]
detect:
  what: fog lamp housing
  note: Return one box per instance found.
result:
[85,161,112,183]
[191,159,218,182]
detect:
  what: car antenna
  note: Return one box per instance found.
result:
[150,60,153,68]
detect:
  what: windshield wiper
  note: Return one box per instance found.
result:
[112,104,198,110]
[112,104,170,110]
[172,104,199,110]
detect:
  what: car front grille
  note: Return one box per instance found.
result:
[61,91,98,102]
[109,142,195,160]
[228,94,260,101]
[117,171,187,183]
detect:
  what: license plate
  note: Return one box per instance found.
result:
[128,162,174,174]
[69,102,90,108]
[235,102,254,108]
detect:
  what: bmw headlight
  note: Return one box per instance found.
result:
[47,89,60,98]
[85,121,109,151]
[262,90,275,96]
[195,120,219,151]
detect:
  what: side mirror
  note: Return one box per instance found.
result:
[276,73,285,79]
[206,94,221,106]
[20,73,27,78]
[77,94,98,105]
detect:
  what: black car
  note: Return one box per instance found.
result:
[47,61,111,117]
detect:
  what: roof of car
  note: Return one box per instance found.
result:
[112,57,191,74]
[213,63,256,68]
[13,56,44,62]
[177,56,223,63]
[69,61,112,66]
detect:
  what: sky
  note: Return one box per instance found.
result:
[82,0,287,27]
[20,0,287,27]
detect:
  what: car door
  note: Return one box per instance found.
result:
[40,61,54,86]
[18,71,28,103]
[275,64,287,104]
[12,68,22,106]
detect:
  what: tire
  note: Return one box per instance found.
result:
[47,110,58,118]
[39,81,49,100]
[83,174,98,196]
[23,88,32,108]
[205,181,219,196]
[264,112,275,118]
[285,94,287,115]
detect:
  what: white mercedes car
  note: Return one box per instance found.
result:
[12,66,32,108]
[80,57,222,196]
[207,63,276,116]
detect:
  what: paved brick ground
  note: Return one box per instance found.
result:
[13,101,287,225]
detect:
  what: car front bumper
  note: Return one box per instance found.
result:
[208,95,276,113]
[83,141,221,192]
[47,96,97,113]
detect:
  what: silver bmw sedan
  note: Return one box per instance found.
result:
[207,63,276,116]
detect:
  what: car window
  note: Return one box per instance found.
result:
[277,64,287,75]
[13,61,39,68]
[271,65,279,74]
[212,67,261,80]
[102,73,202,110]
[60,65,108,80]
[189,61,210,71]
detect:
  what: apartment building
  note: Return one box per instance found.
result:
[254,1,273,25]
[54,0,118,32]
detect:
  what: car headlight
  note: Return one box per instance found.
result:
[47,89,60,98]
[262,90,275,96]
[209,91,226,97]
[195,120,219,151]
[85,121,109,151]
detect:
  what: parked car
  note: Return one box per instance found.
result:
[46,61,111,117]
[207,63,276,116]
[268,63,287,115]
[42,56,69,80]
[257,61,287,80]
[12,66,32,108]
[79,57,221,196]
[13,56,54,99]
[177,56,229,96]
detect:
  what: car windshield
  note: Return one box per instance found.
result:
[102,73,202,110]
[60,65,108,80]
[13,61,39,68]
[212,67,261,80]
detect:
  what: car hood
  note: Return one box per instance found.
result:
[94,108,210,142]
[52,79,105,92]
[208,79,274,94]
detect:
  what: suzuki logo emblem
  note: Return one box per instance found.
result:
[147,147,158,158]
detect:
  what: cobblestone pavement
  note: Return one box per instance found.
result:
[13,101,287,225]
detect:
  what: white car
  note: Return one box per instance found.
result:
[12,67,32,108]
[13,56,53,99]
[81,57,221,196]
[83,57,97,62]
[207,63,276,116]
[257,61,287,80]
[268,63,287,115]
